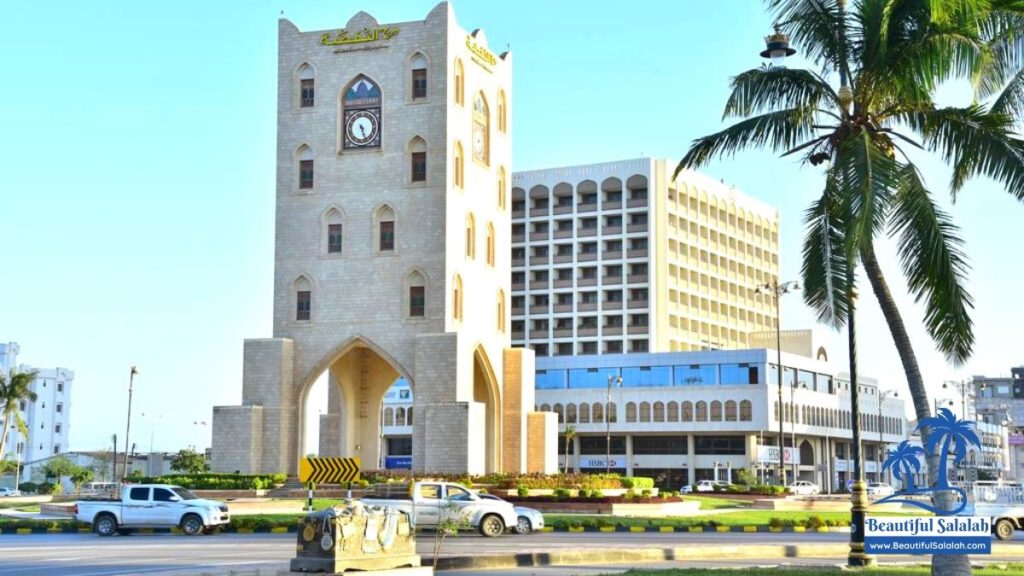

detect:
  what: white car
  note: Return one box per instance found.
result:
[695,480,732,493]
[478,494,544,534]
[0,488,20,497]
[866,482,895,497]
[787,481,821,496]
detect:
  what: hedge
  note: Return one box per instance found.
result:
[131,473,287,490]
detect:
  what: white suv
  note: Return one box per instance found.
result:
[694,480,732,492]
[0,488,20,497]
[787,481,821,496]
[866,482,894,497]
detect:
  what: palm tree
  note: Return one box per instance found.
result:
[562,425,577,475]
[0,367,38,460]
[920,407,982,488]
[882,440,926,491]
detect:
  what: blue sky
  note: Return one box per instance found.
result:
[2,0,1021,453]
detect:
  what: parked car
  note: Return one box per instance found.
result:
[477,493,544,534]
[680,485,693,494]
[787,481,821,496]
[0,487,20,497]
[362,481,518,537]
[866,482,895,497]
[694,480,732,493]
[74,484,229,536]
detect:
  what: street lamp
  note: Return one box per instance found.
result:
[760,25,796,68]
[942,380,974,419]
[123,366,139,480]
[755,279,799,486]
[606,374,622,474]
[878,391,898,484]
[791,382,807,482]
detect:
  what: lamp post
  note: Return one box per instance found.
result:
[942,380,973,419]
[878,391,898,484]
[755,279,799,486]
[791,382,807,482]
[122,366,139,480]
[606,374,622,474]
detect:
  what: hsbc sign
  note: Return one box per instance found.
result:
[757,446,800,465]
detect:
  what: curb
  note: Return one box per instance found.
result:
[0,524,301,536]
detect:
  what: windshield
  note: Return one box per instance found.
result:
[171,487,199,500]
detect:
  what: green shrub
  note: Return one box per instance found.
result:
[17,482,38,494]
[735,469,755,486]
[768,517,783,529]
[553,488,570,501]
[477,488,488,494]
[577,489,589,498]
[129,473,289,490]
[358,479,370,488]
[37,482,59,495]
[806,516,825,530]
[516,485,529,498]
[640,489,652,498]
[590,490,604,499]
[620,476,654,490]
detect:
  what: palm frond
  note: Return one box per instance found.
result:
[835,130,901,251]
[889,164,975,364]
[801,172,851,328]
[975,0,1024,97]
[673,107,818,176]
[768,0,846,73]
[723,67,839,119]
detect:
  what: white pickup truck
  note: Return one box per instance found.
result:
[361,481,518,537]
[74,484,230,536]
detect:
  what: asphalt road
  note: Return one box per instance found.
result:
[0,532,1020,576]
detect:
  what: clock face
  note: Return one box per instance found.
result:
[345,109,380,148]
[472,122,487,163]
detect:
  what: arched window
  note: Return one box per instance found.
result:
[653,401,665,422]
[453,58,464,106]
[298,145,314,190]
[486,223,495,266]
[639,401,651,422]
[452,274,463,321]
[454,141,465,189]
[409,136,427,183]
[294,276,312,321]
[667,401,679,422]
[384,408,394,427]
[298,64,315,108]
[323,207,344,255]
[407,407,413,425]
[465,213,476,259]
[497,90,507,133]
[553,403,564,423]
[540,403,551,412]
[375,205,396,252]
[497,166,507,209]
[341,75,382,150]
[740,400,752,421]
[725,400,737,422]
[592,402,604,423]
[410,52,427,100]
[396,407,406,426]
[711,400,723,422]
[626,402,637,423]
[407,270,426,318]
[565,403,577,423]
[579,403,590,424]
[696,401,708,422]
[472,92,489,166]
[496,290,505,333]
[682,401,693,422]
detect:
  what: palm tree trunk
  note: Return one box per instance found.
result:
[861,244,969,576]
[0,408,10,460]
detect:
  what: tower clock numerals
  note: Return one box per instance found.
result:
[345,109,380,147]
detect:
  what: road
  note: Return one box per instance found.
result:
[0,532,1020,576]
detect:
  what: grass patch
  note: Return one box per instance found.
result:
[684,495,751,510]
[607,567,1023,576]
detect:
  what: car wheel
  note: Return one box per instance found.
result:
[181,514,204,536]
[478,514,505,538]
[516,516,532,534]
[94,514,118,537]
[994,518,1016,541]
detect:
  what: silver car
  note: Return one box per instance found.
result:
[478,494,544,534]
[0,488,20,497]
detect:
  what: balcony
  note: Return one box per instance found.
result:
[531,254,550,265]
[627,274,649,284]
[511,330,524,340]
[577,327,598,337]
[628,325,649,334]
[577,277,598,287]
[603,250,623,260]
[604,200,622,210]
[627,197,648,208]
[553,303,573,313]
[553,202,573,215]
[529,302,550,314]
[553,328,573,338]
[530,230,550,241]
[512,279,525,290]
[627,223,649,234]
[627,299,649,309]
[577,301,598,312]
[511,305,525,316]
[602,275,623,285]
[530,207,549,218]
[554,228,573,239]
[529,279,549,290]
[512,207,525,219]
[529,329,549,339]
[603,300,623,310]
[553,278,572,289]
[512,231,525,243]
[577,202,598,213]
[553,253,573,264]
[603,225,623,235]
[603,325,623,335]
[577,252,598,262]
[577,227,598,238]
[627,248,649,258]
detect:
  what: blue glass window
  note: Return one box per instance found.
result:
[568,367,620,388]
[621,366,672,387]
[673,364,718,386]
[720,363,760,385]
[797,370,816,391]
[535,370,567,390]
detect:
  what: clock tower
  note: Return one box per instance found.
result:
[211,2,557,476]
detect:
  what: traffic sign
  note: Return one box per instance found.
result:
[299,457,361,484]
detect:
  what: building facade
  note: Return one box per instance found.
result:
[0,343,74,482]
[973,368,1024,480]
[212,3,556,476]
[510,159,780,357]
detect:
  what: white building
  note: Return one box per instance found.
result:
[0,342,74,481]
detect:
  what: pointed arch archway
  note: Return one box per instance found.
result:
[472,344,502,473]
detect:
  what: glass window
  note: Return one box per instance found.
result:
[419,484,441,500]
[153,488,175,502]
[300,78,315,107]
[694,436,745,455]
[447,485,471,501]
[411,152,427,182]
[409,286,425,317]
[621,366,672,387]
[818,374,834,393]
[296,291,311,321]
[720,363,759,385]
[579,436,624,454]
[328,224,343,253]
[171,488,198,500]
[568,367,619,389]
[674,364,717,386]
[797,370,816,391]
[387,437,412,456]
[129,487,150,502]
[535,370,567,390]
[299,159,314,189]
[379,221,395,251]
[632,435,687,455]
[412,68,427,99]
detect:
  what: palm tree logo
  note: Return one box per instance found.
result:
[882,441,925,492]
[877,408,980,515]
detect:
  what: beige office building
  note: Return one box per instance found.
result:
[510,158,780,356]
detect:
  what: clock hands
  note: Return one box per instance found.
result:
[359,124,367,138]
